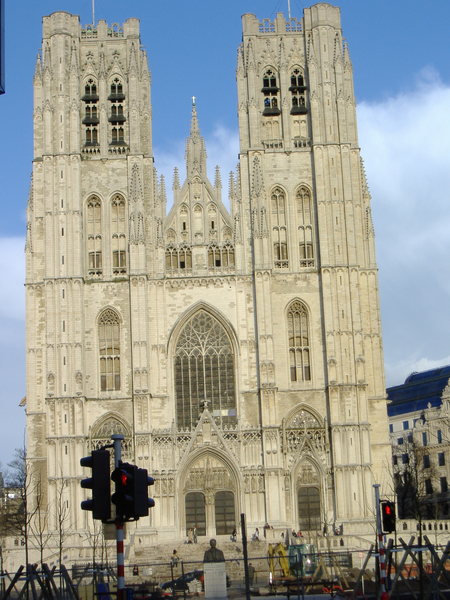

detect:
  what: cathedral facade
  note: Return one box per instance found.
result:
[25,3,391,558]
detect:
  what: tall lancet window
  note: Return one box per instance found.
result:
[287,300,311,382]
[87,196,102,277]
[174,310,237,430]
[111,195,127,274]
[297,185,315,268]
[272,187,288,268]
[99,309,121,392]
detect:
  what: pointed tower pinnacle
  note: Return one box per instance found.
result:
[173,166,180,191]
[185,97,207,179]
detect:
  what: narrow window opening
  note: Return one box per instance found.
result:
[288,300,311,382]
[99,308,121,392]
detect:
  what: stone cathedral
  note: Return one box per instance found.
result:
[25,3,391,560]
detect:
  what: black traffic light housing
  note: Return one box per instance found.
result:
[80,449,111,521]
[380,500,396,533]
[112,462,155,521]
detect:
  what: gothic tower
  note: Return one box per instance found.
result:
[25,5,391,562]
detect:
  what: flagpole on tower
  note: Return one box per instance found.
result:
[287,0,291,19]
[92,0,95,25]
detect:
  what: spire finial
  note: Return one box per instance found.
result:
[192,95,196,107]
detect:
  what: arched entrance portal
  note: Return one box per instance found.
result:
[183,454,237,537]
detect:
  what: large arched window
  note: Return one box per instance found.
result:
[87,196,102,277]
[174,310,236,429]
[297,185,315,268]
[99,309,121,391]
[287,300,311,382]
[272,187,288,268]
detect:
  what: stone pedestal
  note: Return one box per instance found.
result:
[203,562,227,600]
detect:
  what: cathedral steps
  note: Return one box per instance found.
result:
[130,537,269,584]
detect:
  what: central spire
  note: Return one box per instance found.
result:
[185,98,207,179]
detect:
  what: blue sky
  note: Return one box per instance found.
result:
[1,0,450,465]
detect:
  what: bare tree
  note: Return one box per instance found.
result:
[6,447,51,567]
[54,476,71,568]
[394,438,442,523]
[28,477,52,566]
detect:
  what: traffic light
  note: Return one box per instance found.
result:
[134,468,155,518]
[380,500,396,533]
[80,449,111,521]
[111,462,135,520]
[111,462,155,521]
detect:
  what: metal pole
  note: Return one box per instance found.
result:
[374,484,389,600]
[112,435,125,600]
[241,513,251,600]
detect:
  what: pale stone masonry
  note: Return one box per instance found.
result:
[25,4,391,561]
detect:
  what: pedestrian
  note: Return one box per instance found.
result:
[193,526,197,543]
[187,528,193,543]
[171,549,180,568]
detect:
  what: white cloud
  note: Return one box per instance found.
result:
[358,71,450,386]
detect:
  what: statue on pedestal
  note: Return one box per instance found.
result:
[203,538,225,563]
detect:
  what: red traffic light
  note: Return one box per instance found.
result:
[380,500,396,533]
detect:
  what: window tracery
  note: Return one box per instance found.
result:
[297,185,315,268]
[287,300,311,382]
[290,68,308,115]
[91,417,131,456]
[108,77,126,147]
[262,68,281,116]
[87,196,102,277]
[98,309,121,392]
[208,243,235,268]
[271,187,288,268]
[111,195,127,274]
[82,78,99,148]
[174,310,237,430]
[166,245,192,270]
